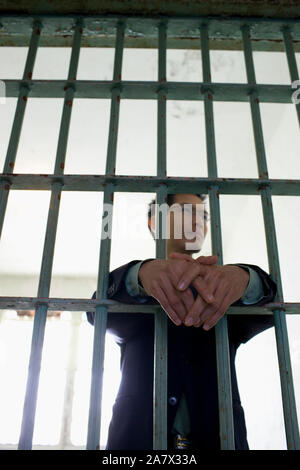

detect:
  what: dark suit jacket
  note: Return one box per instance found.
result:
[86,260,277,450]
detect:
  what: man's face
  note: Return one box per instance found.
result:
[167,193,208,254]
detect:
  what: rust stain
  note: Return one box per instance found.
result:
[254,97,259,104]
[27,72,32,80]
[23,96,27,102]
[4,184,9,190]
[208,93,213,100]
[117,95,120,103]
[9,162,14,169]
[60,163,64,169]
[36,28,41,36]
[66,100,72,107]
[58,194,61,200]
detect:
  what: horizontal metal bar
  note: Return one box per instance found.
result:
[1,174,300,196]
[1,296,299,315]
[3,80,296,104]
[0,14,300,50]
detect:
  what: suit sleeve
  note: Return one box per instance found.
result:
[226,263,277,346]
[86,259,158,343]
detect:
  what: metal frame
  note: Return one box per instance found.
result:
[0,14,299,451]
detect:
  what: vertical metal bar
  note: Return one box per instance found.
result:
[18,19,82,450]
[153,20,168,450]
[0,20,41,239]
[200,22,235,450]
[281,26,300,126]
[242,24,300,450]
[86,20,125,450]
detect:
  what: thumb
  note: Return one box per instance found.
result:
[195,255,218,265]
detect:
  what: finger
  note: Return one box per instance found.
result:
[169,252,192,262]
[151,283,182,325]
[194,255,218,265]
[177,263,212,292]
[202,292,232,331]
[184,295,207,326]
[191,276,215,304]
[198,281,228,328]
[177,287,195,312]
[159,272,188,321]
[170,252,218,266]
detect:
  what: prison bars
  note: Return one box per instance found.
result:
[18,18,83,450]
[86,20,125,450]
[0,15,299,450]
[242,24,300,450]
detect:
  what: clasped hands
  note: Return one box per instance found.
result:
[138,253,250,330]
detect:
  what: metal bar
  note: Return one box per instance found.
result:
[281,26,300,127]
[18,19,82,450]
[201,22,235,450]
[0,14,300,51]
[0,19,41,239]
[86,20,125,450]
[1,173,300,196]
[242,24,300,450]
[3,80,296,103]
[152,20,168,451]
[1,297,300,315]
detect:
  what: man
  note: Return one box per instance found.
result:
[87,193,277,450]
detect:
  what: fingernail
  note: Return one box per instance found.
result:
[185,317,193,326]
[178,282,186,290]
[203,324,210,331]
[207,294,214,301]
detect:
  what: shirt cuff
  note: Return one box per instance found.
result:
[125,260,151,300]
[235,265,265,305]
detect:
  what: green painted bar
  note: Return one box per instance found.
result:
[1,173,300,196]
[86,21,125,450]
[200,23,235,450]
[242,24,300,450]
[0,296,300,316]
[18,20,82,450]
[86,183,115,450]
[0,15,300,51]
[106,21,125,174]
[3,80,295,103]
[0,20,41,239]
[282,26,300,126]
[152,20,168,450]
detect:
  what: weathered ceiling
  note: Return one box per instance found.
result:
[0,0,299,18]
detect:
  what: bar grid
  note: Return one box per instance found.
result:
[0,14,299,451]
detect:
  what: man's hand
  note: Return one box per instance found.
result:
[171,252,250,330]
[138,256,217,326]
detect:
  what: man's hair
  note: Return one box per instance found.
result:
[147,193,209,237]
